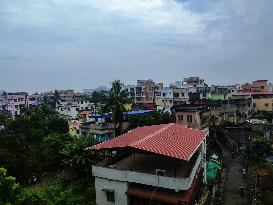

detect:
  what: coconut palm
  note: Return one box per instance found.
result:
[106,80,130,137]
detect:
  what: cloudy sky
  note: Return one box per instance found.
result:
[1,0,273,92]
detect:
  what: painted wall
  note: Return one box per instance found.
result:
[95,177,128,205]
[254,98,273,112]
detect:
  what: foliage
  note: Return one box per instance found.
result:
[0,111,11,126]
[16,180,96,205]
[0,167,20,205]
[43,90,61,108]
[256,113,266,120]
[90,90,109,104]
[247,136,272,167]
[42,133,74,168]
[104,80,130,136]
[0,106,68,184]
[129,110,174,129]
[60,135,101,175]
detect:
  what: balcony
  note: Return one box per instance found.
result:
[92,152,202,191]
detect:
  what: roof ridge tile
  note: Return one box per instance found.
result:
[131,123,174,147]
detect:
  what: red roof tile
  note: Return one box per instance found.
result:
[91,123,208,161]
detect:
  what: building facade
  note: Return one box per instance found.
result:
[90,123,208,205]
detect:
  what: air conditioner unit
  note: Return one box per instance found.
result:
[156,169,166,176]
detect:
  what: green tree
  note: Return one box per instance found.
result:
[105,80,130,136]
[60,135,101,176]
[0,167,20,204]
[90,90,109,104]
[129,110,174,129]
[42,133,73,168]
[247,136,271,167]
[0,106,68,184]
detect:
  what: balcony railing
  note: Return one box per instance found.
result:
[92,152,202,191]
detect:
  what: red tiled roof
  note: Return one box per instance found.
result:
[91,123,208,161]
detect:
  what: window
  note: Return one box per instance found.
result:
[253,103,256,108]
[163,93,166,97]
[106,191,115,202]
[181,93,185,97]
[15,105,19,108]
[178,115,183,121]
[76,108,79,111]
[187,115,192,122]
[68,108,71,111]
[14,99,17,102]
[81,101,83,104]
[169,100,172,104]
[173,93,179,98]
[265,103,269,107]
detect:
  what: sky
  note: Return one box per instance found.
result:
[1,0,273,93]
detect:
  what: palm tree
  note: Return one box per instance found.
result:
[106,80,129,137]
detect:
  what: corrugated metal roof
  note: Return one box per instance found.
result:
[91,123,208,161]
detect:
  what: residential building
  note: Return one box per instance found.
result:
[210,84,238,99]
[241,80,270,93]
[233,92,273,113]
[156,87,189,112]
[56,100,94,119]
[181,77,210,99]
[125,80,163,104]
[172,104,211,130]
[91,123,208,205]
[0,92,28,116]
[204,98,253,124]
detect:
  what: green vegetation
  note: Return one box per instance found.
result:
[0,106,99,204]
[104,80,130,136]
[247,136,271,168]
[0,167,20,205]
[128,109,174,129]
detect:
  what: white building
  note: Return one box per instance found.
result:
[56,100,94,119]
[90,123,208,205]
[155,87,189,112]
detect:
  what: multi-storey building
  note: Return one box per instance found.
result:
[210,84,239,100]
[156,87,189,112]
[125,80,163,104]
[182,77,210,99]
[56,100,94,119]
[0,92,44,116]
[241,80,270,93]
[233,92,273,113]
[0,92,28,116]
[91,123,208,205]
[172,104,211,130]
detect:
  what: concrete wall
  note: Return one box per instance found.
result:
[175,111,202,130]
[95,177,128,205]
[254,98,273,112]
[93,152,202,191]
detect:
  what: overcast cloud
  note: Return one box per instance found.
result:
[0,0,273,92]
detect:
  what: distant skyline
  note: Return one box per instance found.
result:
[1,0,273,93]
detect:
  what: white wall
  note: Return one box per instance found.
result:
[95,177,128,205]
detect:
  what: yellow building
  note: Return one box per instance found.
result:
[253,98,273,112]
[233,92,273,112]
